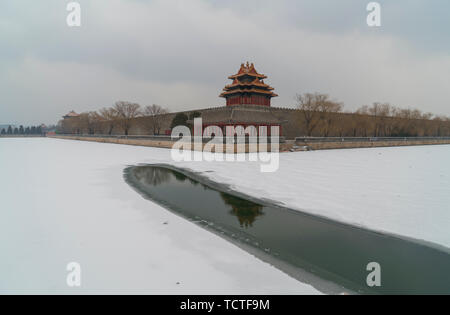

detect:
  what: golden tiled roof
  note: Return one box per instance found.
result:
[220,62,277,99]
[224,77,275,90]
[228,62,268,79]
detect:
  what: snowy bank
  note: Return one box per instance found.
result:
[1,138,449,293]
[0,138,318,294]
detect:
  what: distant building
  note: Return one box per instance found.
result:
[63,111,80,119]
[61,111,81,134]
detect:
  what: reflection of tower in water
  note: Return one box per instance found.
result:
[133,167,263,228]
[220,193,264,228]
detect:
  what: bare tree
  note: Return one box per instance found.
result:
[143,104,169,135]
[433,115,449,136]
[78,111,101,134]
[366,103,391,136]
[113,101,141,135]
[99,107,118,135]
[296,93,324,136]
[296,93,343,136]
[354,106,371,137]
[318,100,343,136]
[346,103,449,137]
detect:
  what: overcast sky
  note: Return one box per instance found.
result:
[1,0,449,125]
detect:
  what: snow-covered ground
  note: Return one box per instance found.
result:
[0,138,318,294]
[1,138,449,294]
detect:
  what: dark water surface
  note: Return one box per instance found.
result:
[124,165,450,294]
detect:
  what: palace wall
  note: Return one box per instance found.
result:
[86,107,304,138]
[63,106,450,140]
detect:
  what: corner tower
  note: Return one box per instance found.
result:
[220,62,278,106]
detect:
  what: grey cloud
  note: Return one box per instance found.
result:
[0,0,449,126]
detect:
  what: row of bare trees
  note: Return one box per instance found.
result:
[60,95,450,138]
[296,93,450,137]
[60,102,169,135]
[295,93,343,136]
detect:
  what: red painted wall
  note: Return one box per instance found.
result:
[226,95,271,106]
